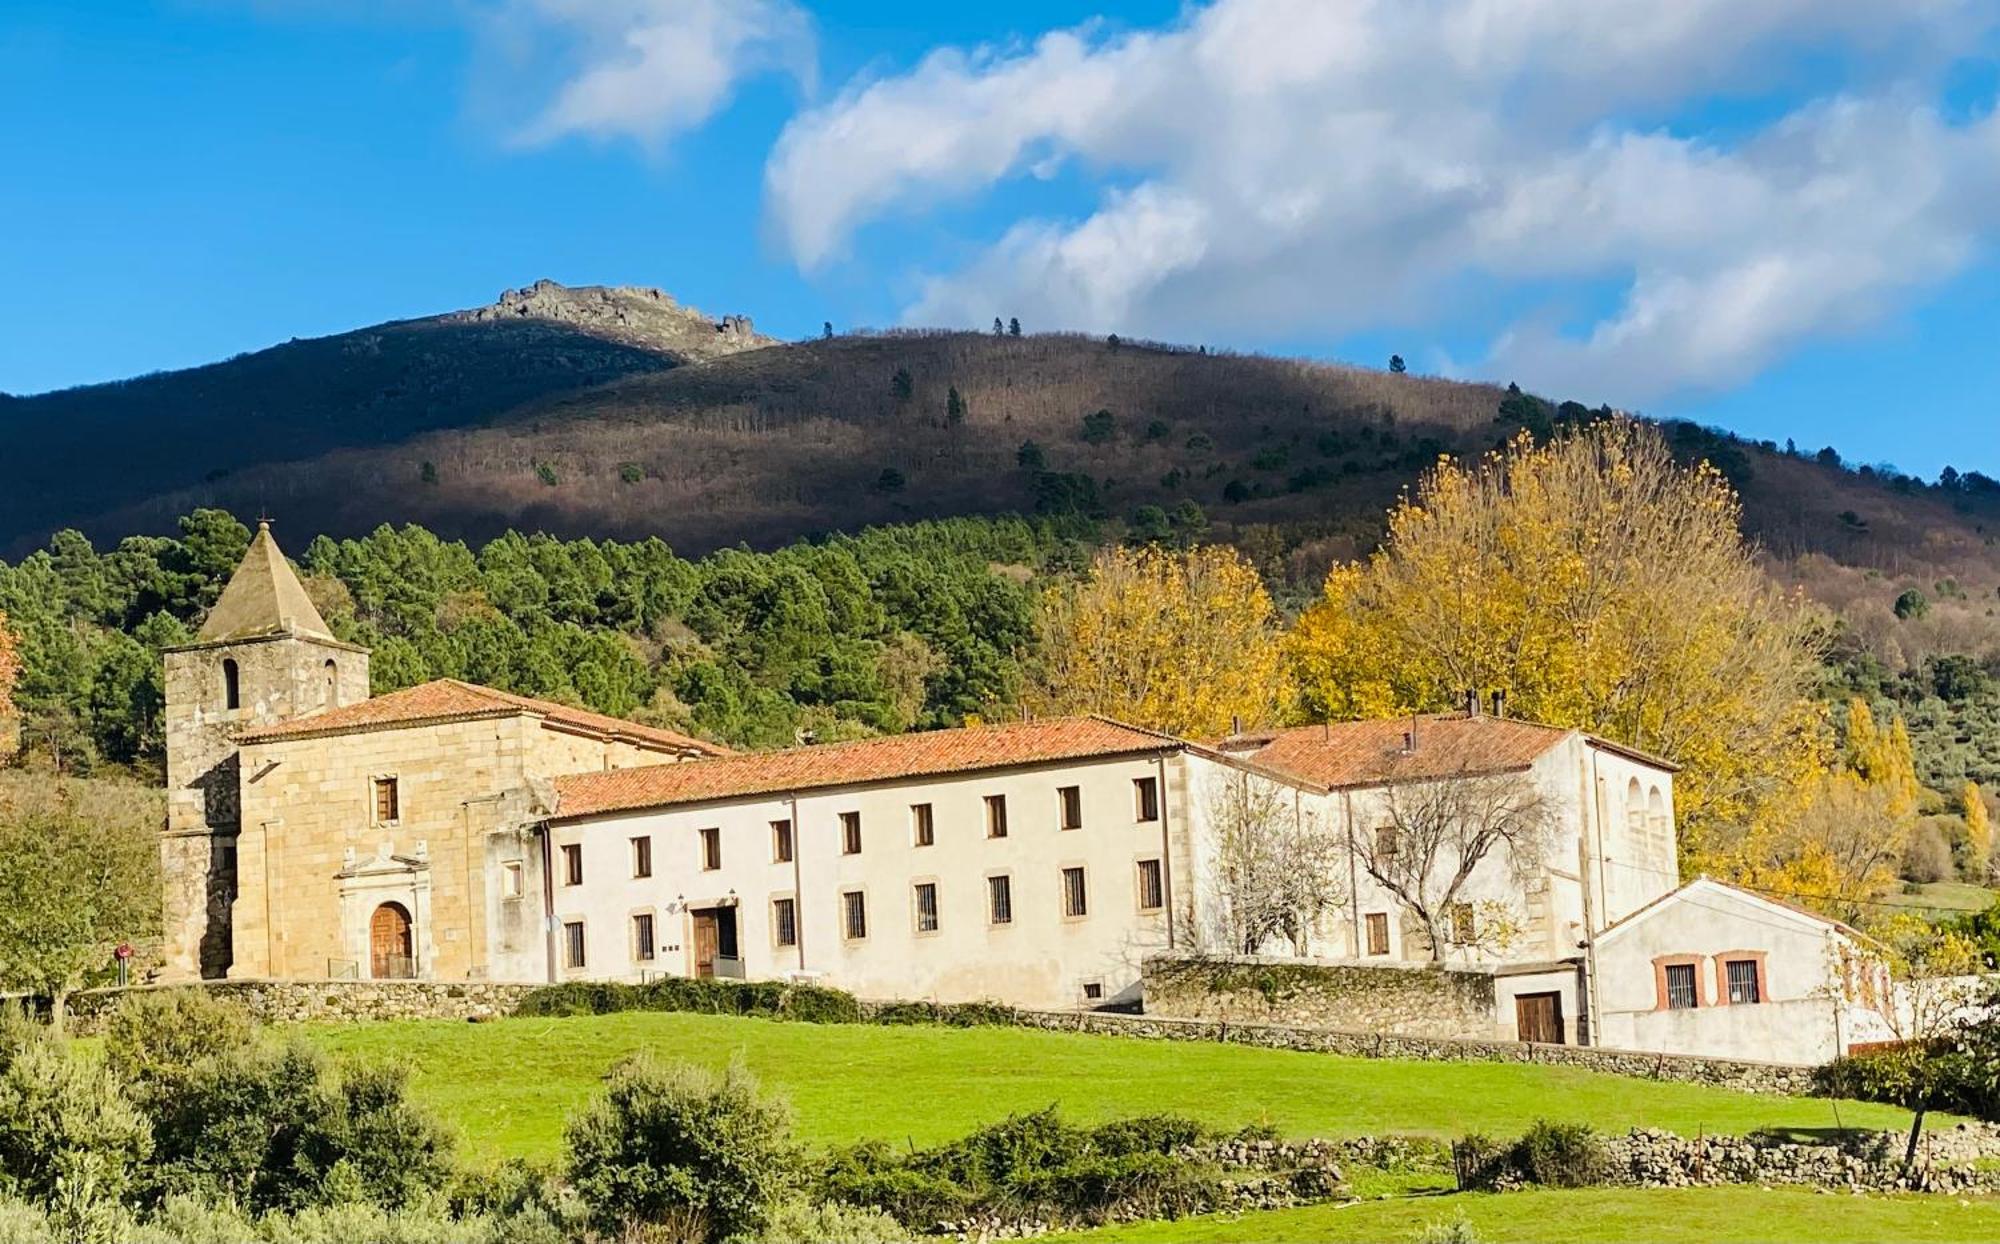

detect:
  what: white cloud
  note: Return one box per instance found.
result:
[498,0,814,149]
[764,0,2000,405]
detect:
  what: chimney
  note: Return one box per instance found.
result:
[1491,689,1507,719]
[1401,728,1416,753]
[1230,714,1243,737]
[1465,688,1481,718]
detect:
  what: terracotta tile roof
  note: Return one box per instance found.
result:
[1219,714,1576,790]
[237,678,725,755]
[552,715,1179,820]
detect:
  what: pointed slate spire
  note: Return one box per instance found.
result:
[195,520,335,643]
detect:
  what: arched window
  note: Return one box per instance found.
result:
[1623,777,1644,841]
[323,659,339,708]
[222,658,241,711]
[1647,786,1668,843]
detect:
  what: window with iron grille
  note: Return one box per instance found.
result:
[1136,859,1165,911]
[988,874,1013,924]
[1133,776,1160,822]
[1665,962,1698,1009]
[563,920,586,969]
[631,836,652,878]
[773,897,797,948]
[772,820,793,863]
[911,803,935,847]
[914,882,939,933]
[562,843,583,886]
[842,889,868,940]
[632,913,655,962]
[1365,912,1389,956]
[841,811,862,855]
[699,826,721,871]
[1061,866,1089,918]
[985,794,1008,838]
[1725,959,1762,1004]
[1058,785,1083,830]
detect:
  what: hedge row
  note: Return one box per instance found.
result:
[511,977,1022,1030]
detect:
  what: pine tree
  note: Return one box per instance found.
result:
[1007,317,1021,337]
[1389,354,1407,374]
[945,387,965,425]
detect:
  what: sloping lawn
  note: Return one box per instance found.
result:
[1057,1187,2000,1244]
[307,1012,1925,1165]
[1880,880,1997,920]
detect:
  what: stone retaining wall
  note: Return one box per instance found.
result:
[1601,1124,2000,1195]
[62,978,540,1032]
[1142,953,1500,1039]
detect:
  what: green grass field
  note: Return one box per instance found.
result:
[1057,1187,2000,1243]
[1880,879,1998,920]
[307,1012,1925,1166]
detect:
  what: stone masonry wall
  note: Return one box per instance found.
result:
[1143,952,1499,1038]
[63,979,541,1033]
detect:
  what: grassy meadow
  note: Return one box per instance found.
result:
[307,1011,1927,1167]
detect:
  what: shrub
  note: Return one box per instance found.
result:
[1449,1133,1508,1190]
[534,462,558,487]
[103,989,254,1103]
[1510,1120,1607,1188]
[143,1039,452,1213]
[1902,822,1954,884]
[726,1198,913,1244]
[1411,1212,1484,1244]
[875,468,906,493]
[566,1056,797,1242]
[619,462,645,484]
[1080,410,1116,444]
[0,1034,151,1210]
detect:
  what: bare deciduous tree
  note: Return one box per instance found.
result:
[1207,771,1348,955]
[1362,769,1555,962]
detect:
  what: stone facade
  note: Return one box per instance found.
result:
[64,978,540,1031]
[1143,952,1502,1039]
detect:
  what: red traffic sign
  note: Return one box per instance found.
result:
[113,943,134,961]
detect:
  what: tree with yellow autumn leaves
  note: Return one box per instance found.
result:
[1027,544,1290,738]
[1288,418,1830,875]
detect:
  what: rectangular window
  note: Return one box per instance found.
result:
[562,843,583,887]
[1081,980,1104,1002]
[1447,902,1476,945]
[772,820,794,863]
[1726,959,1762,1005]
[563,920,586,969]
[842,889,868,940]
[911,803,935,847]
[699,826,721,871]
[1058,785,1083,831]
[914,881,939,933]
[985,794,1008,838]
[988,874,1013,925]
[1666,962,1698,1009]
[1061,866,1089,918]
[1373,825,1398,862]
[632,913,655,962]
[500,861,524,899]
[773,897,798,948]
[841,811,863,856]
[1133,776,1160,822]
[631,836,652,879]
[1136,858,1165,911]
[717,909,739,959]
[1365,912,1390,956]
[373,777,400,824]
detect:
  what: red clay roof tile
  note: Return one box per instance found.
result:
[1221,714,1575,789]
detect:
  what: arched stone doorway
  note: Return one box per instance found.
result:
[369,902,414,979]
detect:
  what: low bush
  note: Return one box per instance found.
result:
[819,1107,1224,1229]
[1452,1121,1606,1190]
[512,978,1022,1029]
[566,1056,798,1242]
[104,989,255,1104]
[725,1197,913,1244]
[0,1031,152,1210]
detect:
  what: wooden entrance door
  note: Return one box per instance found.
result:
[369,902,414,979]
[1515,992,1564,1045]
[692,910,719,979]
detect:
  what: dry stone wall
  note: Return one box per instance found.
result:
[1143,953,1500,1037]
[64,979,540,1032]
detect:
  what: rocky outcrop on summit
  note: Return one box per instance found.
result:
[456,279,774,362]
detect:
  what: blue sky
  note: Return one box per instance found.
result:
[4,1,1998,477]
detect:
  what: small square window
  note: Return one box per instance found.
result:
[373,777,400,824]
[699,826,721,871]
[1061,866,1088,918]
[842,889,868,940]
[1133,776,1160,822]
[911,803,935,847]
[773,897,798,948]
[1136,859,1165,911]
[500,861,524,899]
[988,874,1013,925]
[632,913,655,962]
[1365,912,1389,956]
[841,811,863,856]
[1081,980,1104,1002]
[1058,785,1083,831]
[914,881,939,933]
[631,836,652,879]
[985,794,1008,838]
[562,843,583,887]
[563,920,586,969]
[772,820,794,863]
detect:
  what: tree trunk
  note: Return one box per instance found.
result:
[1903,1105,1927,1173]
[49,988,69,1037]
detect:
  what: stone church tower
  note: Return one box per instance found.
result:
[159,522,370,979]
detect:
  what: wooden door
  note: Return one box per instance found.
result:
[692,910,719,979]
[370,902,413,980]
[1515,992,1564,1045]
